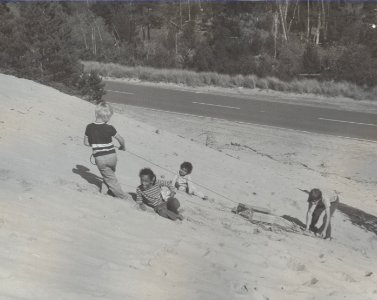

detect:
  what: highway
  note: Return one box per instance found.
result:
[104,80,377,142]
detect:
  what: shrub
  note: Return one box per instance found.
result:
[82,61,377,101]
[77,70,106,102]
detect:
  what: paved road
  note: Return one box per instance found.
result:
[104,81,377,142]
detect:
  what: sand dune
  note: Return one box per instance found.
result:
[0,74,376,299]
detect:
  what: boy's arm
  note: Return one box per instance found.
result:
[305,203,316,230]
[136,189,147,211]
[321,207,331,237]
[136,189,143,205]
[320,198,332,237]
[114,133,126,150]
[171,175,178,190]
[187,175,194,194]
[84,135,91,147]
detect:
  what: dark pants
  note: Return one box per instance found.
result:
[310,199,339,238]
[155,197,181,221]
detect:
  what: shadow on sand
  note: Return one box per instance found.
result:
[337,203,377,236]
[72,164,102,189]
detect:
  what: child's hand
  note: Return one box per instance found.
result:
[118,145,126,151]
[139,203,147,211]
[170,191,176,198]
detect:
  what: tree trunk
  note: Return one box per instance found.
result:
[80,24,88,50]
[321,0,328,42]
[307,0,310,41]
[315,5,321,45]
[91,26,96,56]
[179,0,183,29]
[273,12,279,59]
[95,22,102,42]
[175,32,178,55]
[278,1,288,42]
[288,0,299,34]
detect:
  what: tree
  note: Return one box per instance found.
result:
[0,4,27,72]
[302,43,320,74]
[19,2,81,84]
[332,44,377,87]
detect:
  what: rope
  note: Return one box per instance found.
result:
[90,154,96,165]
[124,149,239,205]
[89,148,303,233]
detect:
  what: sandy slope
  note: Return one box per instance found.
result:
[0,74,377,300]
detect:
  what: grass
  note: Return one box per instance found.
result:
[82,61,377,101]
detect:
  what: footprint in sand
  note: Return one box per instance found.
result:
[304,277,319,286]
[340,272,356,283]
[0,169,12,181]
[18,179,32,191]
[232,282,250,295]
[203,248,211,257]
[287,258,307,272]
[233,283,270,300]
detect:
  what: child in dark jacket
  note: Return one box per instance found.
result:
[136,168,183,221]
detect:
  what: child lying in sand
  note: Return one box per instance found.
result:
[84,102,128,200]
[171,162,208,200]
[305,188,339,239]
[136,168,183,221]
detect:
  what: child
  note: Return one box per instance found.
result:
[136,168,183,221]
[171,162,208,200]
[305,188,339,239]
[84,102,128,200]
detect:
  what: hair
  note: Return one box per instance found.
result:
[180,162,193,174]
[139,168,156,183]
[95,102,114,123]
[308,188,322,203]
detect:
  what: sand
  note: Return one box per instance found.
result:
[1,74,377,299]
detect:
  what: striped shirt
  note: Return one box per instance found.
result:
[136,179,175,208]
[85,122,117,157]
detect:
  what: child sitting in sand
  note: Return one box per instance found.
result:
[136,168,183,221]
[171,162,208,200]
[84,102,128,200]
[305,188,339,239]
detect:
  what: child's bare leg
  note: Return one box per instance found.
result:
[190,187,207,200]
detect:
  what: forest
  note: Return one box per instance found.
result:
[1,1,377,99]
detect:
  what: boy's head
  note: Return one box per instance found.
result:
[95,102,113,123]
[308,188,322,204]
[139,168,156,189]
[179,162,193,176]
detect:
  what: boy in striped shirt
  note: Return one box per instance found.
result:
[136,168,183,221]
[84,102,128,199]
